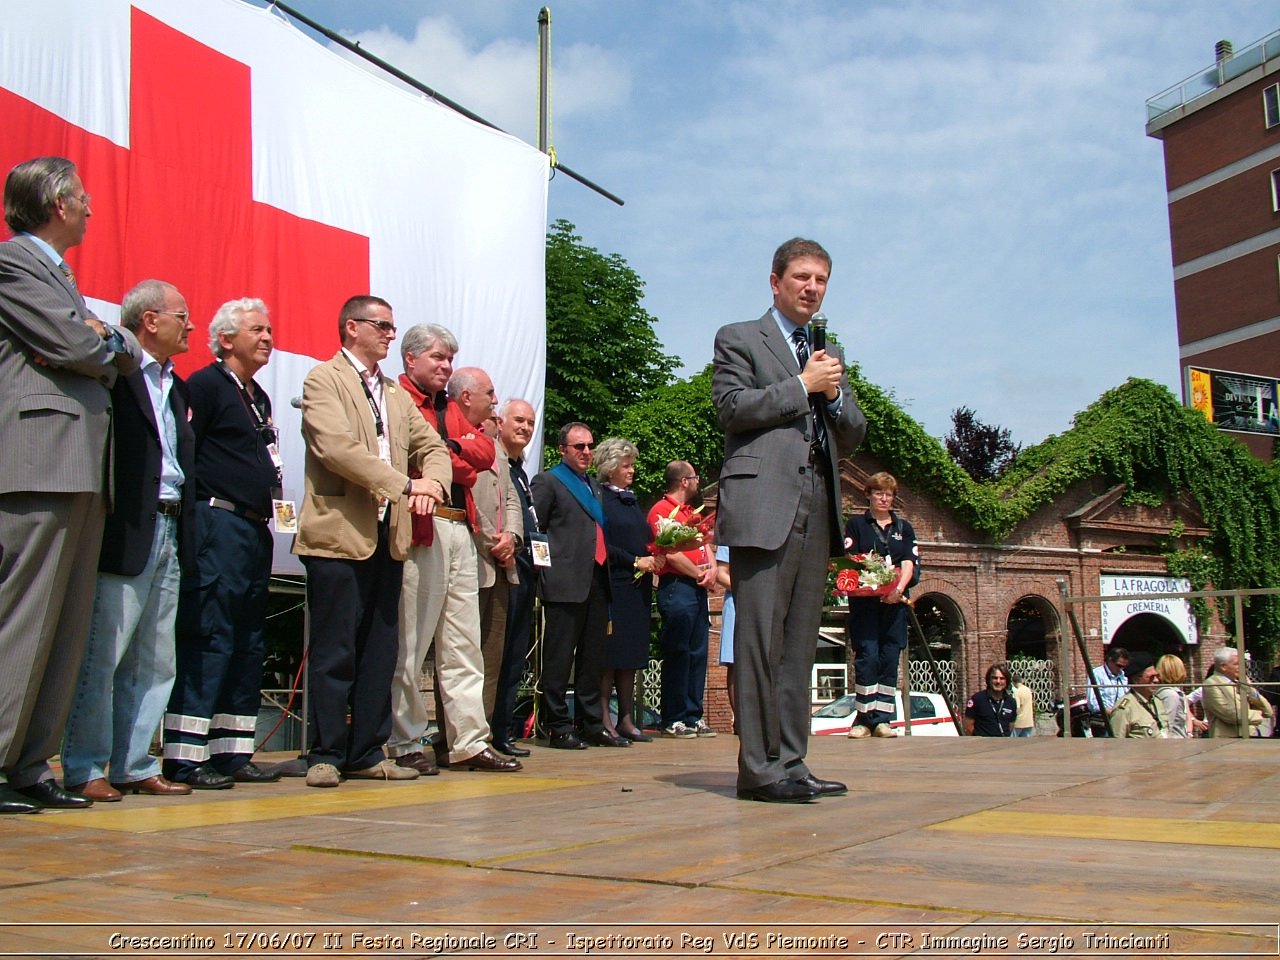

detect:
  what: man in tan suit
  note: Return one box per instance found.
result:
[0,157,141,814]
[294,296,451,788]
[1203,647,1272,739]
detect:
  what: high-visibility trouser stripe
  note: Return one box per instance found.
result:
[209,736,255,756]
[212,713,257,733]
[163,741,209,762]
[164,713,211,735]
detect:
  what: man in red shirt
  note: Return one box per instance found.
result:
[389,324,520,775]
[647,462,717,738]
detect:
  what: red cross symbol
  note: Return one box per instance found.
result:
[0,8,370,372]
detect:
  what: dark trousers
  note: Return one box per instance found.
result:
[539,565,608,738]
[656,577,709,727]
[165,503,272,777]
[491,555,536,741]
[302,525,403,771]
[848,599,908,729]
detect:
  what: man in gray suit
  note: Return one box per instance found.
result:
[0,157,141,813]
[712,237,865,803]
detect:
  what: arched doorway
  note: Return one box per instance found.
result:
[1005,595,1062,714]
[911,593,965,709]
[1109,612,1186,661]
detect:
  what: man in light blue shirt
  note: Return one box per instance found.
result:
[1091,646,1130,716]
[62,280,197,801]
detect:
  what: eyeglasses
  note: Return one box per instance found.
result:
[66,193,92,209]
[353,318,396,334]
[565,442,594,452]
[683,475,700,482]
[154,310,190,323]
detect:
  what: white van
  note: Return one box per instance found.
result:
[810,691,959,736]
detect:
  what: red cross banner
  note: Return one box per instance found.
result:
[0,0,549,572]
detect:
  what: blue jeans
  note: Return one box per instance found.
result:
[657,577,709,727]
[62,515,180,785]
[1011,727,1034,738]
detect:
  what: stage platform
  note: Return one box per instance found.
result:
[1,735,1277,958]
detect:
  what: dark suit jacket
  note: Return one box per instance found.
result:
[98,365,197,577]
[712,310,866,555]
[0,235,141,496]
[530,468,611,604]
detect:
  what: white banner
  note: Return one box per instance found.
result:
[0,0,549,573]
[1099,574,1199,647]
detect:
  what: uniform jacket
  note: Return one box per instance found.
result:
[293,352,451,562]
[712,311,865,555]
[0,235,141,496]
[98,365,197,576]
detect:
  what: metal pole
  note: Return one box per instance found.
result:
[538,8,550,154]
[1234,591,1249,738]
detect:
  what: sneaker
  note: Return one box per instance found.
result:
[663,722,697,739]
[345,759,420,780]
[847,725,871,739]
[693,719,717,738]
[872,723,899,738]
[305,763,340,788]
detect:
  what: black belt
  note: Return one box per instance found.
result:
[208,497,267,524]
[157,500,182,517]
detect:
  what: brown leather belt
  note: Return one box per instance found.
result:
[435,505,468,523]
[156,500,182,517]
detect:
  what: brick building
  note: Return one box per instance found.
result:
[701,452,1227,733]
[1146,31,1280,460]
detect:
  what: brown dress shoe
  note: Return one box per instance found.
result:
[394,751,439,776]
[68,778,122,802]
[461,747,522,772]
[111,775,192,796]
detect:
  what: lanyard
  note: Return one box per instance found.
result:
[217,361,282,491]
[341,354,384,438]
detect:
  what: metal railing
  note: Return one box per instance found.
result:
[1147,29,1280,122]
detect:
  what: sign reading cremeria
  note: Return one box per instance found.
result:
[1099,575,1198,646]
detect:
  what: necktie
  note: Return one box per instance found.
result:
[792,327,827,452]
[59,261,76,288]
[582,474,607,565]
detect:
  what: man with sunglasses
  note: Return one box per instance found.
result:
[530,423,621,749]
[294,297,451,787]
[163,299,284,789]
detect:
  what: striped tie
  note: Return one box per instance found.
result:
[59,261,76,288]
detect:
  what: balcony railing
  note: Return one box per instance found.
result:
[1147,28,1280,122]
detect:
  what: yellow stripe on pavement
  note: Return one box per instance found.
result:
[30,776,587,834]
[930,810,1280,849]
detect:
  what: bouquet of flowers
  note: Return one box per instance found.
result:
[650,505,715,555]
[830,550,898,598]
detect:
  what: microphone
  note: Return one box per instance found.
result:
[810,313,827,353]
[290,396,303,409]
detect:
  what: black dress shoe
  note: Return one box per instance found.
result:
[736,778,817,803]
[584,730,631,747]
[793,774,848,796]
[180,764,234,790]
[492,740,531,758]
[14,779,93,808]
[618,728,654,743]
[547,731,588,750]
[230,762,282,783]
[0,784,43,814]
[462,747,523,771]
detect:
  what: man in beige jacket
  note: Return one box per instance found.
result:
[294,296,451,788]
[1202,646,1272,739]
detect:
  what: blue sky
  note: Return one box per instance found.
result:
[253,0,1276,446]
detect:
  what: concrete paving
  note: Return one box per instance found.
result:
[1,735,1277,958]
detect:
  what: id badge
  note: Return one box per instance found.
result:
[271,499,298,534]
[530,532,551,568]
[267,442,285,471]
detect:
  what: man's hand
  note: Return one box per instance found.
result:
[696,562,718,590]
[800,349,843,400]
[491,531,516,564]
[85,315,108,339]
[406,477,445,515]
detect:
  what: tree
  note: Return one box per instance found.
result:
[544,220,675,451]
[611,364,723,498]
[945,406,1022,481]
